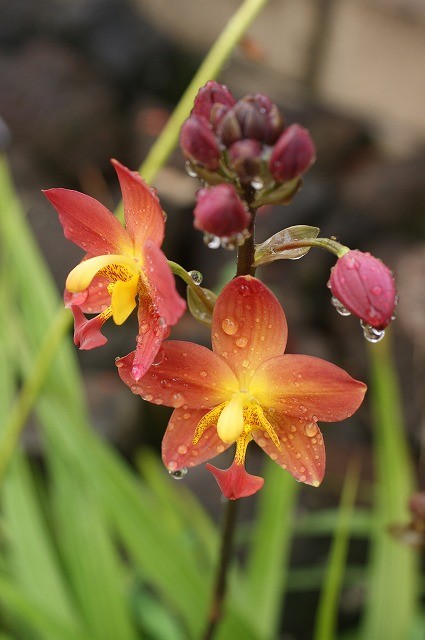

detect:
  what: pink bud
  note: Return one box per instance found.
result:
[192,81,236,122]
[179,115,220,170]
[193,184,250,237]
[328,250,397,329]
[229,139,263,181]
[269,124,316,182]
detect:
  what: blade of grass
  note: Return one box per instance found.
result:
[360,333,418,639]
[242,459,299,638]
[313,460,361,640]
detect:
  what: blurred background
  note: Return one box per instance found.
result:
[1,0,425,637]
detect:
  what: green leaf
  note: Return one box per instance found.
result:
[241,460,299,638]
[360,333,418,639]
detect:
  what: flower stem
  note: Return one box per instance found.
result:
[202,498,239,639]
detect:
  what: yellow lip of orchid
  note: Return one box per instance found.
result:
[66,253,140,293]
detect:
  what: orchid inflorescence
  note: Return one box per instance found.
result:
[45,81,397,500]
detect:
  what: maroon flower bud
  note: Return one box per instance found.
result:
[328,250,397,329]
[179,115,220,170]
[250,93,284,143]
[216,108,243,146]
[192,81,236,122]
[229,139,263,182]
[269,124,316,182]
[193,184,250,237]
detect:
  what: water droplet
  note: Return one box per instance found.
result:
[269,452,278,461]
[299,474,307,482]
[188,270,203,285]
[299,405,307,414]
[139,322,149,334]
[130,384,139,394]
[216,444,225,453]
[144,394,153,402]
[183,413,191,420]
[242,359,250,368]
[154,398,163,405]
[235,336,248,348]
[360,320,385,343]
[290,424,297,433]
[177,444,188,455]
[251,178,264,190]
[169,467,188,480]
[331,296,351,316]
[371,285,382,296]
[185,161,198,178]
[200,370,207,377]
[203,233,221,249]
[222,317,239,335]
[305,423,318,437]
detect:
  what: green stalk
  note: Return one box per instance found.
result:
[360,331,418,639]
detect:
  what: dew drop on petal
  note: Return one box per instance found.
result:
[169,467,188,480]
[305,422,318,437]
[235,336,248,348]
[204,233,221,249]
[144,394,153,402]
[200,370,208,377]
[177,444,188,455]
[300,474,307,482]
[242,359,250,368]
[222,317,239,335]
[171,392,185,408]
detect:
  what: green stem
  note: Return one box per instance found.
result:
[168,261,215,312]
[202,499,239,640]
[0,307,72,484]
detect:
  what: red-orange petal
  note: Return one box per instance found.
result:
[251,354,366,422]
[64,274,111,314]
[116,341,237,407]
[143,240,186,325]
[206,461,264,499]
[111,159,164,250]
[212,276,287,385]
[129,301,170,381]
[71,306,108,349]
[162,408,231,471]
[43,188,130,255]
[252,412,326,486]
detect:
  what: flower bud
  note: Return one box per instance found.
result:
[229,139,263,182]
[193,184,250,237]
[328,250,397,329]
[179,115,220,170]
[192,81,236,122]
[269,124,316,182]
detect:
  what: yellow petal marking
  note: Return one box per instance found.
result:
[193,402,227,445]
[234,430,253,465]
[244,404,281,451]
[66,254,139,293]
[110,274,139,324]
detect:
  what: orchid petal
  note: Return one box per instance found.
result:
[112,159,164,249]
[71,306,109,350]
[44,188,131,255]
[206,462,264,499]
[64,274,111,313]
[252,412,326,486]
[251,354,366,422]
[66,254,138,293]
[162,408,231,471]
[111,274,138,324]
[212,276,287,385]
[143,240,186,325]
[116,341,238,407]
[131,304,169,381]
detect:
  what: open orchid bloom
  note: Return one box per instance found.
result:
[117,276,366,499]
[44,160,186,380]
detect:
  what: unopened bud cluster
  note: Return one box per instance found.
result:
[180,81,316,244]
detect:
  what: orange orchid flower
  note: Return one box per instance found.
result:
[44,160,185,380]
[117,276,366,499]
